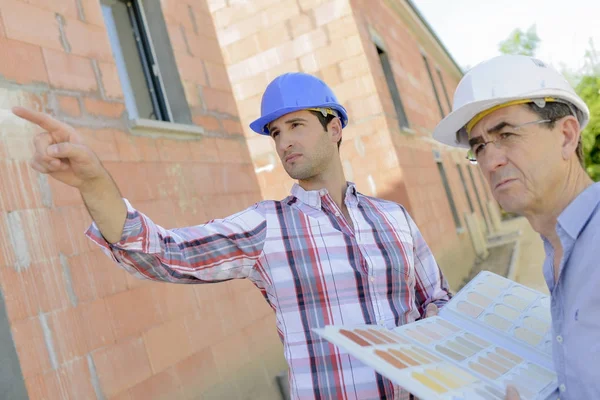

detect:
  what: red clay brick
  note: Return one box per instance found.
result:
[0,38,48,84]
[143,317,193,373]
[113,130,142,162]
[69,205,95,250]
[202,87,238,116]
[25,357,96,400]
[174,349,220,398]
[156,138,193,162]
[216,139,252,164]
[0,9,5,37]
[0,160,45,211]
[64,17,113,62]
[192,114,221,132]
[155,283,198,321]
[187,34,223,63]
[173,51,207,86]
[221,119,244,136]
[131,136,160,162]
[104,161,152,201]
[78,298,116,350]
[16,209,59,265]
[0,265,40,321]
[68,249,128,302]
[188,137,220,163]
[98,61,124,99]
[2,0,63,51]
[105,285,164,340]
[47,307,87,363]
[109,390,133,400]
[127,368,183,400]
[19,0,79,19]
[43,48,98,92]
[80,0,105,27]
[183,309,225,354]
[84,97,125,118]
[11,317,52,378]
[36,258,72,313]
[56,95,81,117]
[78,128,119,162]
[210,332,252,378]
[92,337,153,397]
[204,60,231,91]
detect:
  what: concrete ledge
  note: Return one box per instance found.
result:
[130,118,206,139]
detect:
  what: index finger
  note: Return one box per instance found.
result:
[12,107,66,132]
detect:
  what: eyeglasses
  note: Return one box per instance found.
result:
[465,119,553,164]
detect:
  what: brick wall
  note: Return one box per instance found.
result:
[0,0,286,399]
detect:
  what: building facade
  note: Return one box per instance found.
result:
[0,0,492,399]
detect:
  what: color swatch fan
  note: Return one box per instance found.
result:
[314,271,557,400]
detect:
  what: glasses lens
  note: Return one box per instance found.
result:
[466,150,477,163]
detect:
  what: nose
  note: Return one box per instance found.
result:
[276,131,294,154]
[479,142,508,174]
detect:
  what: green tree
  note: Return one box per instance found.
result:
[498,25,540,57]
[577,40,600,181]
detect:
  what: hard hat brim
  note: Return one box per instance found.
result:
[433,89,590,148]
[250,104,349,135]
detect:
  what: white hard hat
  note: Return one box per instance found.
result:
[433,55,590,148]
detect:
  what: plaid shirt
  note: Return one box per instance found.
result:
[87,183,451,400]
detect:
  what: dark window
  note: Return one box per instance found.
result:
[376,45,410,129]
[457,164,474,213]
[437,162,461,229]
[468,166,490,231]
[436,68,452,111]
[102,0,192,124]
[423,55,445,118]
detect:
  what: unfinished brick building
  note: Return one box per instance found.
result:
[0,0,493,399]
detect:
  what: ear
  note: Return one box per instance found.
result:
[559,116,581,160]
[327,117,343,144]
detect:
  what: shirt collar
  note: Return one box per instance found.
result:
[557,182,600,240]
[291,182,359,210]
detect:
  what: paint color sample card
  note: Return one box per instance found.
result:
[314,272,557,400]
[446,271,552,355]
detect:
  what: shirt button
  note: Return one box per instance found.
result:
[370,276,375,282]
[559,384,566,393]
[334,212,340,217]
[379,320,385,326]
[319,189,327,196]
[556,335,563,344]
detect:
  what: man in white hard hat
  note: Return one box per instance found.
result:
[15,72,451,400]
[433,55,599,399]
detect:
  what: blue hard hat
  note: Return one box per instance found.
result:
[249,72,349,135]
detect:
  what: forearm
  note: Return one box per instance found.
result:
[80,171,127,244]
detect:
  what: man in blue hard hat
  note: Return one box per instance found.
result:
[16,72,451,400]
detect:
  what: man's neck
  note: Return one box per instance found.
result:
[298,161,348,209]
[525,167,593,242]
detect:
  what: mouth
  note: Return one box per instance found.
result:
[495,178,517,190]
[285,153,302,163]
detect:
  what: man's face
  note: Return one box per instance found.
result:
[268,110,340,181]
[469,105,565,215]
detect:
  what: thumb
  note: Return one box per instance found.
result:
[425,303,438,318]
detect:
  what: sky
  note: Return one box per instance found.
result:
[412,0,600,73]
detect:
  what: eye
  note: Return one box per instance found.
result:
[270,131,279,139]
[498,131,515,140]
[290,122,300,129]
[473,143,485,155]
